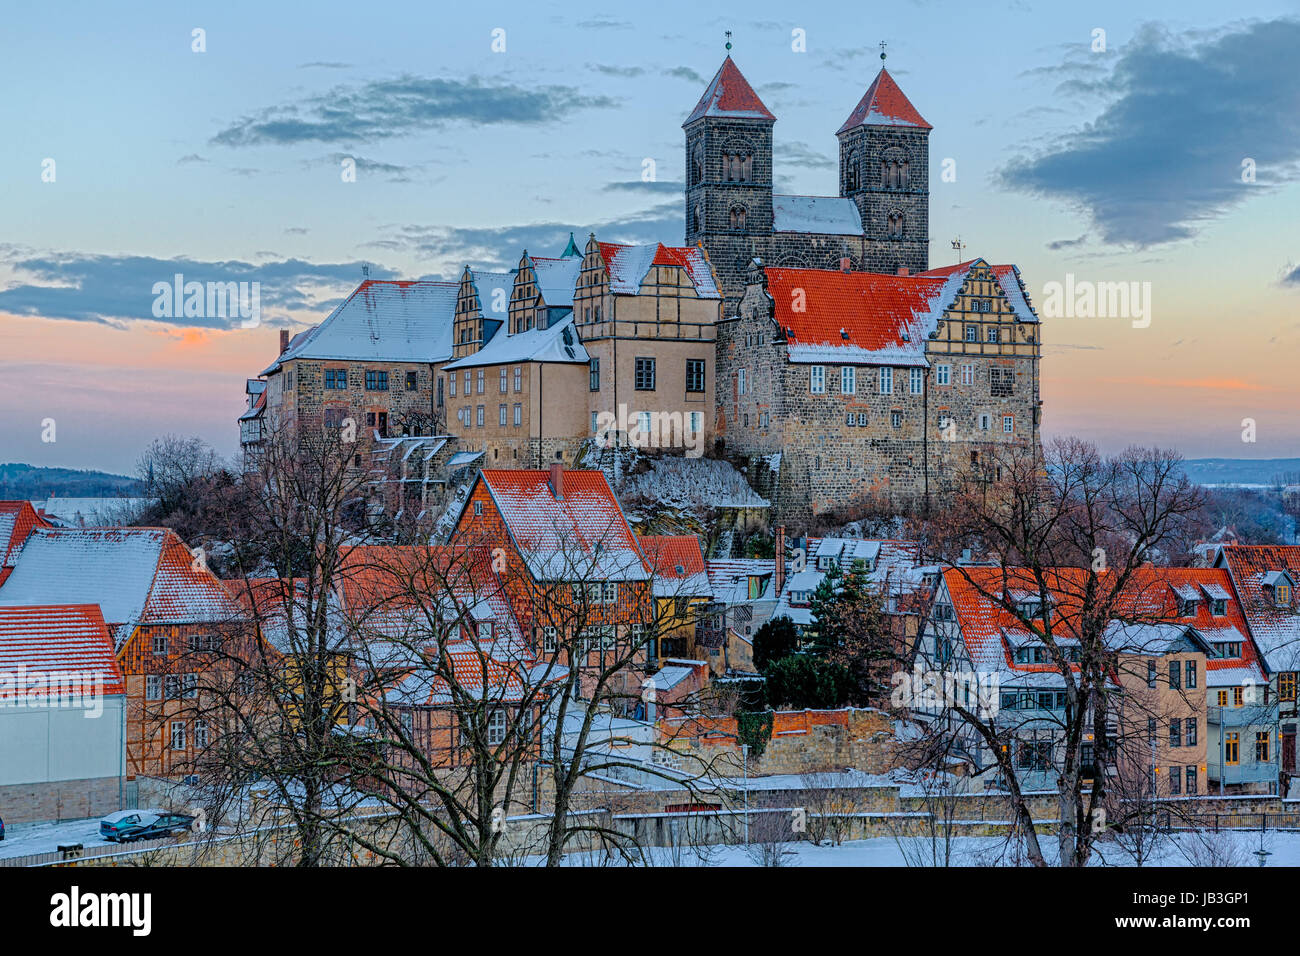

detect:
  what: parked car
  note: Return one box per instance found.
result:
[99,810,160,842]
[0,814,5,841]
[127,812,197,842]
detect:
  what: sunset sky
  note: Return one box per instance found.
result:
[3,0,1299,475]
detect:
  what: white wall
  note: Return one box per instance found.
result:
[0,695,125,785]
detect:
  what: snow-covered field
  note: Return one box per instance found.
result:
[0,816,109,860]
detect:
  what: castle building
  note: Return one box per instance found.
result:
[685,56,931,310]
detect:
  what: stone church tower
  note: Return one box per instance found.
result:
[684,56,932,309]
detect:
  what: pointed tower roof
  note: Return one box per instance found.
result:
[560,232,581,258]
[683,56,776,126]
[837,67,931,133]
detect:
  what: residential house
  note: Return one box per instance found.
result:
[0,500,51,586]
[638,534,719,666]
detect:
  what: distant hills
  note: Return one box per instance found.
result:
[1179,458,1300,488]
[0,463,143,501]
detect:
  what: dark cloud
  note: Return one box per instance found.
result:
[1283,263,1300,287]
[0,249,393,328]
[324,153,413,181]
[212,75,618,147]
[999,19,1300,246]
[176,154,208,165]
[663,66,705,85]
[777,141,835,170]
[602,180,685,195]
[589,63,644,77]
[576,17,631,29]
[1046,235,1088,251]
[298,61,352,69]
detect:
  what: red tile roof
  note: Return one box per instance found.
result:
[0,501,51,585]
[0,604,125,699]
[596,242,720,298]
[683,56,776,125]
[640,535,712,597]
[837,67,931,133]
[1217,545,1300,672]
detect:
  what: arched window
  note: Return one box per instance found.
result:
[693,204,703,234]
[729,205,747,230]
[691,144,704,186]
[887,211,904,239]
[845,148,860,192]
[882,154,910,189]
[723,151,753,183]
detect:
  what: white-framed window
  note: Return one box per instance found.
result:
[145,675,161,701]
[760,411,770,427]
[487,710,507,746]
[1003,415,1014,434]
[476,405,485,427]
[170,721,187,751]
[601,582,618,604]
[514,366,523,392]
[846,413,855,426]
[477,369,485,394]
[449,373,456,397]
[809,366,825,394]
[463,370,470,394]
[936,364,951,386]
[856,412,867,426]
[979,413,991,431]
[543,626,558,653]
[182,673,198,699]
[891,410,902,428]
[164,675,179,699]
[514,403,522,427]
[910,368,923,394]
[961,364,975,385]
[987,327,1000,344]
[879,367,893,394]
[499,404,507,426]
[965,325,978,342]
[474,500,483,515]
[637,411,652,437]
[499,368,508,393]
[152,633,168,655]
[841,367,856,394]
[689,411,702,434]
[738,368,747,396]
[194,719,209,749]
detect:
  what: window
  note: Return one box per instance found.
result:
[936,364,950,386]
[285,371,294,391]
[1225,732,1240,764]
[405,370,417,391]
[152,633,168,655]
[365,370,388,391]
[1185,766,1197,795]
[979,413,991,431]
[1256,732,1271,763]
[891,410,902,428]
[1186,660,1197,688]
[499,404,507,426]
[910,368,923,394]
[1233,686,1244,706]
[194,719,209,749]
[1146,660,1157,688]
[487,710,507,746]
[879,367,893,394]
[738,368,747,396]
[961,364,975,385]
[449,374,456,397]
[990,367,1014,396]
[325,368,347,389]
[146,675,161,700]
[856,412,867,426]
[1211,598,1226,616]
[1168,661,1181,690]
[463,371,471,395]
[473,500,483,516]
[846,413,855,427]
[965,325,978,342]
[1169,719,1181,747]
[476,405,484,427]
[1277,583,1292,607]
[500,368,508,393]
[588,357,600,391]
[840,366,855,394]
[635,357,656,391]
[886,211,904,238]
[513,404,522,427]
[602,582,618,604]
[637,411,652,437]
[437,377,444,407]
[1016,740,1051,772]
[1185,719,1197,747]
[729,205,747,230]
[690,411,703,434]
[514,366,522,392]
[477,369,485,394]
[1001,415,1013,434]
[809,366,825,394]
[542,626,558,653]
[686,359,706,393]
[1217,689,1228,706]
[845,148,860,191]
[1281,672,1297,702]
[723,152,753,182]
[1169,767,1181,795]
[986,327,1000,344]
[170,721,187,751]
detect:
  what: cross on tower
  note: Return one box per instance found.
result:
[725,30,732,52]
[879,40,888,62]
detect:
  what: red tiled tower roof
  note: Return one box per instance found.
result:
[683,56,776,126]
[837,67,931,133]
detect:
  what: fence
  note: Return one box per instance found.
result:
[0,831,199,868]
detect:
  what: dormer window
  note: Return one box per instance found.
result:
[1213,641,1243,659]
[1277,583,1292,607]
[1177,597,1199,617]
[1211,598,1227,616]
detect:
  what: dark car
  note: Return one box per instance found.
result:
[100,810,159,842]
[0,815,5,841]
[127,812,197,842]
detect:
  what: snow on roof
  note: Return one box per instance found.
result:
[529,255,582,307]
[639,535,712,598]
[261,279,459,374]
[37,497,151,528]
[597,242,720,299]
[649,658,707,691]
[706,558,780,606]
[448,451,484,468]
[442,314,588,370]
[772,195,864,236]
[224,578,351,654]
[239,389,266,421]
[469,270,515,322]
[813,537,882,565]
[1218,545,1300,672]
[0,604,125,699]
[836,67,931,133]
[0,527,240,646]
[0,501,50,575]
[766,259,1033,366]
[474,470,649,582]
[683,56,776,125]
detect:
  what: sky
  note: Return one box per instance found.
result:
[2,0,1299,475]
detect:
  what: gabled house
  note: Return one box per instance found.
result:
[0,526,245,779]
[638,534,717,664]
[0,500,51,586]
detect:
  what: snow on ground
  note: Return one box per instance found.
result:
[0,816,110,860]
[544,829,1300,867]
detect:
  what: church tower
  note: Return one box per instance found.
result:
[837,65,931,274]
[683,56,775,309]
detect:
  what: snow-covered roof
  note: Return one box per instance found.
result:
[529,255,582,307]
[0,604,125,699]
[706,558,780,606]
[648,658,708,692]
[597,242,720,299]
[442,314,588,370]
[682,56,775,125]
[0,501,50,577]
[261,279,459,374]
[1217,545,1300,672]
[837,67,931,132]
[772,195,864,236]
[36,497,151,528]
[639,535,713,598]
[469,270,515,323]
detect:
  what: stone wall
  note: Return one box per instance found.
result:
[0,776,125,825]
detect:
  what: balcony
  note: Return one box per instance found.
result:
[1208,702,1278,728]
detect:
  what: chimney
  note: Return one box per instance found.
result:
[840,257,851,273]
[896,266,910,276]
[548,462,564,499]
[774,525,786,596]
[279,330,290,354]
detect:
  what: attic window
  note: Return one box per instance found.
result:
[1211,598,1227,616]
[1177,597,1199,617]
[674,564,685,575]
[1276,582,1292,608]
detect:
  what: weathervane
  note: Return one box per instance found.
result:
[725,30,732,52]
[879,40,887,62]
[951,237,966,263]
